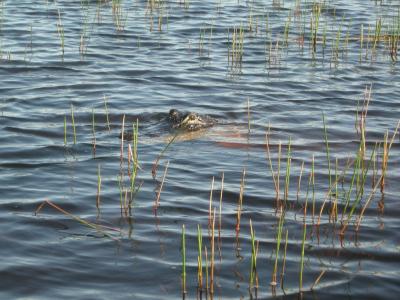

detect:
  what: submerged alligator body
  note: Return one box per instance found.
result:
[168,109,216,131]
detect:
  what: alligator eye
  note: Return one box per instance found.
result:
[189,114,196,120]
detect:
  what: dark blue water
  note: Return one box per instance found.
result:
[1,0,400,299]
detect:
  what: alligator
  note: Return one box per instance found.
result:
[121,109,216,141]
[168,109,216,131]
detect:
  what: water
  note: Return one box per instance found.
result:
[1,0,400,299]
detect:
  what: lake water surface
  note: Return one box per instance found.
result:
[0,0,400,299]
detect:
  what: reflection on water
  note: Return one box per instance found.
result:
[0,0,400,299]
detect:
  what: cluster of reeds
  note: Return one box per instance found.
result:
[118,115,143,217]
[228,24,244,72]
[111,0,129,32]
[177,85,398,297]
[145,0,169,32]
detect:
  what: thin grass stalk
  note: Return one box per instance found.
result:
[277,142,282,208]
[299,190,308,293]
[284,137,292,206]
[297,161,304,203]
[235,168,246,239]
[208,176,215,231]
[311,155,315,222]
[92,108,96,156]
[381,130,388,193]
[152,132,178,178]
[322,112,332,189]
[181,224,186,296]
[71,104,76,145]
[310,269,326,291]
[372,17,382,54]
[266,125,279,200]
[205,246,209,294]
[118,175,124,215]
[331,157,339,222]
[154,160,169,211]
[271,210,285,286]
[249,219,257,289]
[96,164,101,213]
[340,154,361,223]
[35,199,118,240]
[280,229,289,290]
[218,172,224,256]
[130,120,140,200]
[210,208,216,296]
[197,224,203,290]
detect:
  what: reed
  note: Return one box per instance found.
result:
[235,168,246,239]
[95,163,102,214]
[154,160,169,211]
[331,157,339,223]
[70,104,77,145]
[299,188,308,293]
[280,229,289,290]
[210,208,216,296]
[311,155,315,222]
[332,15,344,64]
[249,219,258,291]
[205,246,209,294]
[340,153,361,223]
[388,11,400,61]
[322,112,332,189]
[112,0,128,32]
[92,108,96,156]
[265,125,281,206]
[340,145,376,233]
[283,11,291,47]
[181,224,186,296]
[228,24,244,72]
[35,199,119,240]
[197,224,203,290]
[218,172,224,256]
[152,132,178,179]
[354,121,399,233]
[117,175,124,215]
[380,130,388,193]
[297,161,304,203]
[372,17,382,55]
[271,209,285,287]
[311,3,321,55]
[208,176,214,231]
[284,137,292,206]
[130,120,140,201]
[310,269,326,291]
